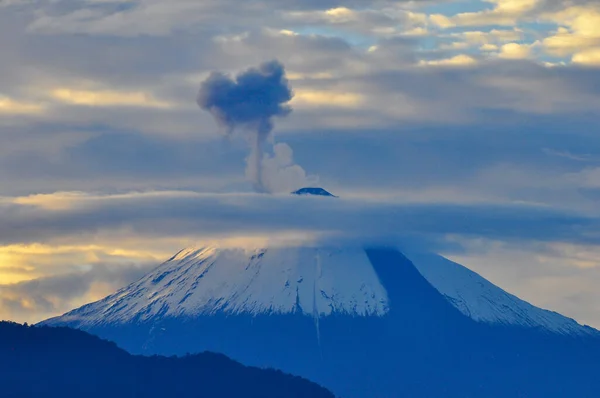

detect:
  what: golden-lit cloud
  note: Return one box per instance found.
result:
[403,27,428,37]
[278,29,298,36]
[544,34,598,57]
[460,29,524,44]
[286,71,334,80]
[0,238,186,321]
[50,88,172,108]
[572,48,600,66]
[324,7,356,23]
[0,243,167,259]
[13,191,90,210]
[427,2,600,66]
[429,14,454,28]
[291,89,364,108]
[542,6,600,60]
[0,96,45,115]
[544,7,600,38]
[285,7,357,25]
[11,190,201,211]
[419,54,478,67]
[492,0,538,14]
[498,42,532,59]
[0,230,323,323]
[283,6,428,38]
[481,43,499,51]
[441,29,525,53]
[0,243,170,284]
[430,0,539,28]
[0,266,38,285]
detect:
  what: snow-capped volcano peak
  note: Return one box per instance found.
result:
[45,245,593,337]
[291,187,337,197]
[53,246,390,327]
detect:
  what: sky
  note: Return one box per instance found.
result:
[2,0,600,327]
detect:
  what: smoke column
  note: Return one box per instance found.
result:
[197,60,312,192]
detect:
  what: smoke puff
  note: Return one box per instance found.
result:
[197,60,313,193]
[197,60,293,136]
[258,143,319,193]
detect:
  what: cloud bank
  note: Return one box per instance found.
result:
[3,190,597,249]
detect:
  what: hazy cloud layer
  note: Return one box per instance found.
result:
[1,191,597,249]
[0,262,153,324]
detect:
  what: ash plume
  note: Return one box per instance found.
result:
[198,61,314,192]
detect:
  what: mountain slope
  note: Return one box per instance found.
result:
[41,246,600,398]
[406,251,592,335]
[50,247,390,326]
[0,321,334,398]
[45,246,593,336]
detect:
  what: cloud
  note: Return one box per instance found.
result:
[0,263,152,323]
[540,6,600,62]
[430,0,541,28]
[0,96,45,115]
[498,42,532,59]
[542,148,600,162]
[283,5,429,37]
[1,190,597,249]
[572,48,600,66]
[419,54,478,66]
[451,29,525,46]
[50,88,173,108]
[291,89,364,107]
[481,43,499,51]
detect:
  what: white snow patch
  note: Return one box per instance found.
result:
[404,251,594,336]
[43,245,595,337]
[56,246,389,326]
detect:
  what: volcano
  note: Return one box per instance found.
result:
[42,189,600,397]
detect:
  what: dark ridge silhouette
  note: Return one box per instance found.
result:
[0,321,334,398]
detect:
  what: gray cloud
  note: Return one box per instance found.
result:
[2,192,597,251]
[19,0,428,37]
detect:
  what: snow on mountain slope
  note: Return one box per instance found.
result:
[46,245,595,337]
[54,247,390,327]
[404,251,594,336]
